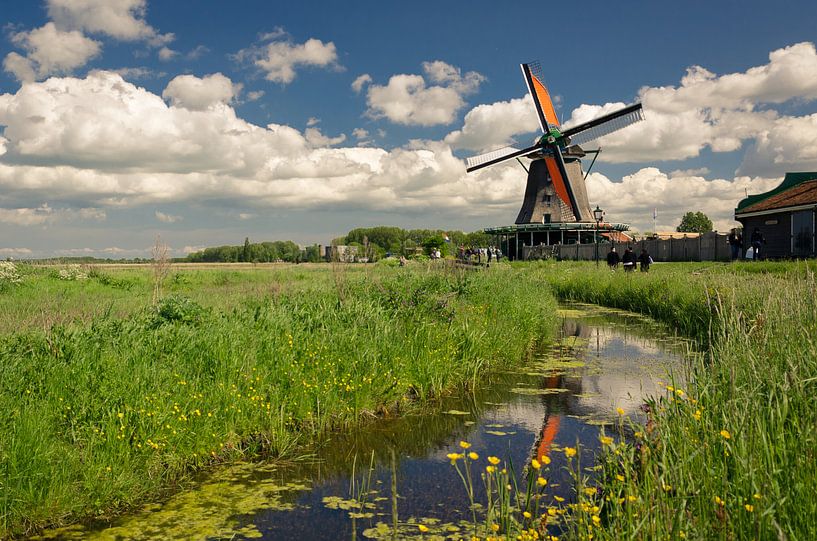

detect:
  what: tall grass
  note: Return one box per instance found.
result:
[0,264,556,538]
[535,261,817,540]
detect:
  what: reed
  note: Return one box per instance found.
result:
[535,260,817,540]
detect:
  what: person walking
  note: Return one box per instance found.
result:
[622,247,637,272]
[728,229,743,261]
[606,246,620,270]
[638,248,653,272]
[751,228,766,260]
[487,246,493,267]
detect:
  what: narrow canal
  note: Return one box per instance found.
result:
[34,303,692,540]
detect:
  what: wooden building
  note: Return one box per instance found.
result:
[735,172,817,258]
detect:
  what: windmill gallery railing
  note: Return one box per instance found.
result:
[522,232,732,262]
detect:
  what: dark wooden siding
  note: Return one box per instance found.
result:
[738,211,803,258]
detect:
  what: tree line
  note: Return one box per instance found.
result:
[182,227,494,263]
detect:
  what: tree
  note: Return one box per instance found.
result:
[676,211,713,234]
[242,237,251,262]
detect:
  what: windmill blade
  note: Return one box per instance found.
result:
[521,62,560,132]
[561,103,644,147]
[543,150,582,220]
[465,143,540,173]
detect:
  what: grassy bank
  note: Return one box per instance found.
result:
[0,263,557,538]
[535,261,817,540]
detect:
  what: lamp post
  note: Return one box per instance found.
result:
[593,205,604,267]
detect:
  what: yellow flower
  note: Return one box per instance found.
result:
[564,447,577,458]
[486,465,496,474]
[615,474,625,482]
[592,515,601,525]
[693,410,701,421]
[584,487,596,496]
[491,523,500,532]
[599,435,613,446]
[469,452,479,460]
[744,504,754,512]
[459,441,471,449]
[720,430,731,440]
[616,407,625,416]
[523,511,532,519]
[537,477,547,487]
[714,496,724,506]
[554,495,565,503]
[447,452,463,464]
[418,524,429,532]
[541,455,551,465]
[488,456,500,465]
[117,412,124,419]
[753,493,762,500]
[531,458,541,470]
[547,507,557,516]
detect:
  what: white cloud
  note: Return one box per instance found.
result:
[246,90,265,102]
[237,213,255,220]
[0,203,105,226]
[558,42,817,168]
[238,36,340,84]
[351,74,371,93]
[444,96,538,152]
[5,23,101,81]
[306,116,320,126]
[3,52,37,83]
[365,61,485,126]
[304,127,346,147]
[47,0,173,45]
[158,46,178,61]
[186,45,209,60]
[1,40,816,243]
[162,73,240,111]
[155,210,181,223]
[0,247,33,257]
[585,168,780,232]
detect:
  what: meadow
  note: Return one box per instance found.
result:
[0,262,556,538]
[1,259,816,540]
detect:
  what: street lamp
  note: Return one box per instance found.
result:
[593,205,604,267]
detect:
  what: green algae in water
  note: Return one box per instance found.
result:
[30,463,309,541]
[441,409,470,416]
[363,518,476,540]
[510,387,570,395]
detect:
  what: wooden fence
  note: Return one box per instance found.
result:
[522,232,731,262]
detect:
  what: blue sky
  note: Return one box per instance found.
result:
[1,0,817,257]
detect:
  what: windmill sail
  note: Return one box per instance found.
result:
[521,62,560,131]
[465,143,540,173]
[561,103,644,147]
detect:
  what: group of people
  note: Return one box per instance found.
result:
[606,246,653,272]
[728,227,766,261]
[457,245,502,266]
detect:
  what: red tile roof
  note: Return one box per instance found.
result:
[739,179,817,213]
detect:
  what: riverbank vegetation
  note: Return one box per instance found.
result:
[0,263,556,538]
[2,260,816,540]
[539,260,817,540]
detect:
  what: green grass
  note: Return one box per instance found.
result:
[530,260,817,540]
[0,262,557,538]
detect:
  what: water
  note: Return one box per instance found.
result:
[33,303,691,540]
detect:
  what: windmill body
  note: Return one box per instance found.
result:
[468,62,644,258]
[515,149,593,224]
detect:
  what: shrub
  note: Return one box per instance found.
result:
[0,261,22,289]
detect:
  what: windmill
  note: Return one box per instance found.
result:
[467,62,644,224]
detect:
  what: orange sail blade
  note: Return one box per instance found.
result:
[544,156,572,212]
[531,75,560,127]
